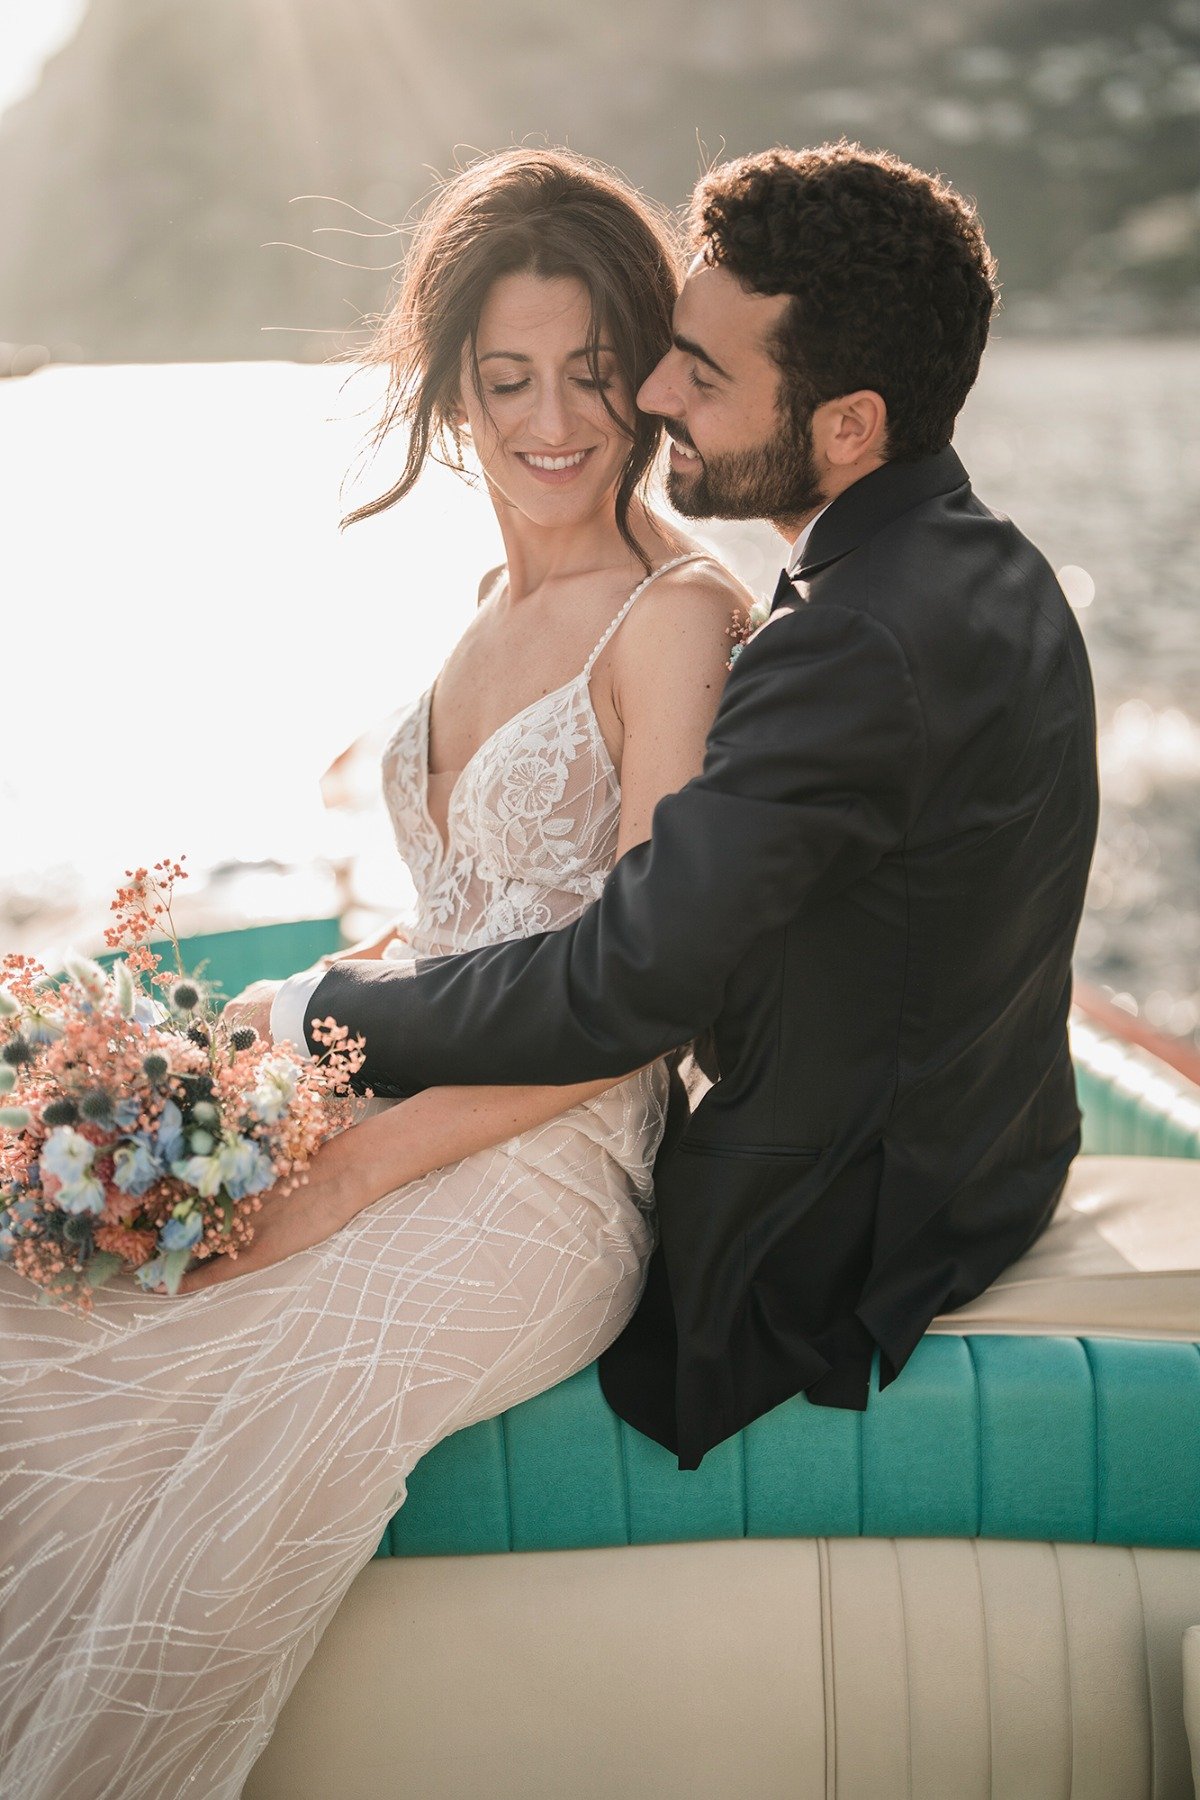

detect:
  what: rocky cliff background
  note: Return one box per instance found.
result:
[0,0,1197,365]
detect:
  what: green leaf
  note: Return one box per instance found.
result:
[0,1106,30,1129]
[83,1251,125,1288]
[160,1247,194,1295]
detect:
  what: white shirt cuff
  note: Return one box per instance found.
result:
[270,964,328,1058]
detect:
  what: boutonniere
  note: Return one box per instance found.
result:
[726,595,773,670]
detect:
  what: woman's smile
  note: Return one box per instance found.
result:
[513,445,598,484]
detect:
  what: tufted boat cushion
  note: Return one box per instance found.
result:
[249,1539,1200,1800]
[381,1157,1200,1558]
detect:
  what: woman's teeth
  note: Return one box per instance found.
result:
[518,450,590,471]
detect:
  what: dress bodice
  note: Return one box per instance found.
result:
[381,553,709,958]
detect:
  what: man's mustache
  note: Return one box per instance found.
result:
[663,422,701,457]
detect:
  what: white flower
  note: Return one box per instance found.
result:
[481,896,517,939]
[500,755,568,821]
[0,988,19,1018]
[56,1175,106,1216]
[42,1125,96,1186]
[247,1055,303,1125]
[170,1149,226,1198]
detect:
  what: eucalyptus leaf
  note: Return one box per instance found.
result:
[83,1251,125,1288]
[161,1247,194,1295]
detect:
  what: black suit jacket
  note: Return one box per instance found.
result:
[307,446,1099,1470]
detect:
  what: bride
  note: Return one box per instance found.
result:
[0,148,751,1797]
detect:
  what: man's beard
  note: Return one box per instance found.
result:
[666,403,824,523]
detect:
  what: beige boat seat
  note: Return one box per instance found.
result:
[247,1155,1200,1800]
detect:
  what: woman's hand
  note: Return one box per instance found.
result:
[164,1138,355,1294]
[221,978,282,1042]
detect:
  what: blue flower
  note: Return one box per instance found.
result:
[56,1176,106,1217]
[219,1135,276,1200]
[112,1135,160,1198]
[22,1010,64,1048]
[159,1210,203,1252]
[132,995,166,1035]
[113,1097,142,1130]
[155,1098,184,1163]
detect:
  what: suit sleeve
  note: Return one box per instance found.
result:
[305,603,927,1094]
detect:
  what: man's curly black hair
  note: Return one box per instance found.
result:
[690,142,999,462]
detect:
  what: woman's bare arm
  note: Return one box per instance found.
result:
[315,556,749,1225]
[174,559,751,1290]
[314,1071,648,1228]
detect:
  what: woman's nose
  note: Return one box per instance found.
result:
[527,381,574,446]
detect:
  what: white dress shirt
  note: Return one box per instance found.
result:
[785,501,832,577]
[270,931,409,1058]
[271,507,835,1053]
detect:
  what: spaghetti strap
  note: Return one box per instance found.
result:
[582,551,713,679]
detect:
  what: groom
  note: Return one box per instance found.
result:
[260,144,1100,1471]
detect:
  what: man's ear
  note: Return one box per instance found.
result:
[817,390,888,468]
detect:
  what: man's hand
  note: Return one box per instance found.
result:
[220,978,282,1044]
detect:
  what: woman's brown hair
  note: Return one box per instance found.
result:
[340,147,681,569]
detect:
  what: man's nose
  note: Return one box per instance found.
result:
[637,351,680,419]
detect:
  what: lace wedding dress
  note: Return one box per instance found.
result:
[0,552,706,1799]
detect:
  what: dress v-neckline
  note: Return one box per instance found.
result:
[417,669,595,866]
[416,551,711,868]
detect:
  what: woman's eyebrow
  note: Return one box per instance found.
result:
[477,345,616,364]
[673,333,731,381]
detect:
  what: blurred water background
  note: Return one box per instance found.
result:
[0,0,1197,1050]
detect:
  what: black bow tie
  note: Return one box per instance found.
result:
[770,567,797,614]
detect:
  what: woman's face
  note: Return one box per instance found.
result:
[456,271,635,529]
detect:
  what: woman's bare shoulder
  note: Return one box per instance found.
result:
[653,552,756,615]
[616,553,756,663]
[475,563,506,607]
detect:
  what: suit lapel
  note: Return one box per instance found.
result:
[794,445,971,581]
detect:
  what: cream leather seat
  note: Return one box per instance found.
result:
[247,1156,1200,1800]
[928,1154,1200,1339]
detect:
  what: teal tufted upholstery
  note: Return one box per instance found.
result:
[375,1333,1200,1559]
[89,923,1194,1568]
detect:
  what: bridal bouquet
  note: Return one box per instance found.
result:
[0,856,369,1314]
